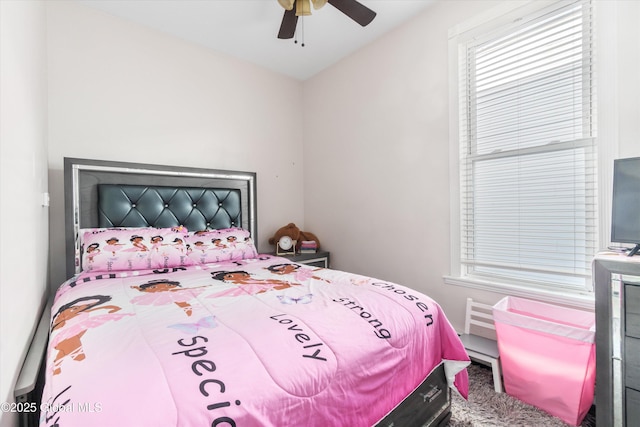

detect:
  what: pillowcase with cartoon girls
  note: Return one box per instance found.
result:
[81,226,191,273]
[185,227,258,264]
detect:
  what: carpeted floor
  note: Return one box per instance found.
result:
[448,363,596,427]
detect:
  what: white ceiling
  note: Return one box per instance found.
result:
[77,0,436,80]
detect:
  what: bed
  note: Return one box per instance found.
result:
[34,157,470,427]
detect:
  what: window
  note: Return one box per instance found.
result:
[452,0,596,295]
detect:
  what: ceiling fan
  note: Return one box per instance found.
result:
[277,0,376,40]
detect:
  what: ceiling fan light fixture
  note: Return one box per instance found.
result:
[277,0,295,10]
[295,0,312,16]
[311,0,328,10]
[277,0,376,41]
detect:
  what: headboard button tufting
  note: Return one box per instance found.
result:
[97,184,244,238]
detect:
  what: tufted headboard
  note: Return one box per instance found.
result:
[63,158,257,278]
[97,184,243,230]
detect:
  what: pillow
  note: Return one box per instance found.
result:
[78,227,145,255]
[81,226,192,273]
[185,227,258,264]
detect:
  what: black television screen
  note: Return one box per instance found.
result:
[611,156,640,256]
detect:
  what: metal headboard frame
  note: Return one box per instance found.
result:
[64,158,257,278]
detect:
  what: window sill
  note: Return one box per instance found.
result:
[443,275,595,311]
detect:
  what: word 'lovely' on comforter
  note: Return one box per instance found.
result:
[41,255,469,427]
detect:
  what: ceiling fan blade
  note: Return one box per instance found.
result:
[277,6,299,39]
[327,0,376,26]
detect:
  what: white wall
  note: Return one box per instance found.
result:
[612,1,640,159]
[0,2,49,427]
[46,1,306,286]
[303,0,640,331]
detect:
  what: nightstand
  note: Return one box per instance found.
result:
[270,250,330,268]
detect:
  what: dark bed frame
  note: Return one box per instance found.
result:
[15,158,452,427]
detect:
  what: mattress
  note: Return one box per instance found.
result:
[40,255,469,427]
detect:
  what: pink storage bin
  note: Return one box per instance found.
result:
[493,296,595,426]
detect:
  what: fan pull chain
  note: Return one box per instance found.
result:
[294,16,305,47]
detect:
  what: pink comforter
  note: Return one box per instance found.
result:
[41,255,469,427]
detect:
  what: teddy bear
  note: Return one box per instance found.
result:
[268,223,320,252]
[268,223,300,246]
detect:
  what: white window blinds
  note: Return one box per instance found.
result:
[458,0,596,292]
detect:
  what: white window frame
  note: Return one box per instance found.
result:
[445,0,611,309]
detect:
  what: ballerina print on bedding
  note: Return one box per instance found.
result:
[41,255,469,427]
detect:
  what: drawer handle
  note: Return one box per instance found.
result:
[420,386,442,403]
